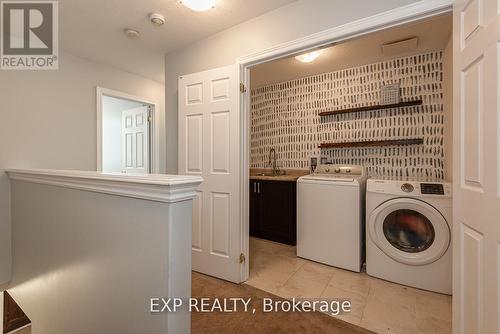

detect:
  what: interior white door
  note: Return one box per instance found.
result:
[453,1,500,333]
[178,65,242,283]
[122,106,150,174]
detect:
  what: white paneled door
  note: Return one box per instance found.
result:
[453,0,500,333]
[122,106,150,174]
[178,65,242,283]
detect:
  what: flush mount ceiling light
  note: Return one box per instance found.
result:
[295,50,323,63]
[180,0,216,12]
[124,28,140,38]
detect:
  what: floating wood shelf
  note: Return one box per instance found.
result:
[318,138,424,149]
[318,100,423,117]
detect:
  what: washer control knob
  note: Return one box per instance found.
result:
[346,169,351,173]
[325,168,330,173]
[334,168,341,173]
[401,183,414,193]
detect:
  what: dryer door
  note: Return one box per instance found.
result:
[368,198,450,266]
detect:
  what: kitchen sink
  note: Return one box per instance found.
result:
[253,171,287,177]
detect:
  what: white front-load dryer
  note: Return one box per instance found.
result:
[366,178,452,294]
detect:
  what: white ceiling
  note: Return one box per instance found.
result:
[60,0,298,82]
[250,14,452,89]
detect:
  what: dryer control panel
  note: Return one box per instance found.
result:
[420,183,445,195]
[367,179,452,198]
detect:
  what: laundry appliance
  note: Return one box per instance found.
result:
[366,178,452,294]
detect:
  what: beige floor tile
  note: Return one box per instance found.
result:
[250,237,296,258]
[362,278,418,333]
[321,284,367,325]
[249,250,304,284]
[247,237,451,334]
[415,315,452,334]
[328,268,371,297]
[244,275,284,295]
[362,292,417,333]
[277,261,335,299]
[359,318,405,334]
[368,277,419,307]
[414,291,452,334]
[415,291,452,321]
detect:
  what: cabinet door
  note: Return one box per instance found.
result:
[249,180,262,238]
[260,180,296,245]
[3,291,31,333]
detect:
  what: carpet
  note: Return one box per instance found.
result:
[192,272,375,334]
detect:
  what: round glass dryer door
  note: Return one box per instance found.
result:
[368,198,450,265]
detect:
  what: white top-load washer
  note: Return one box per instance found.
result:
[366,178,452,294]
[297,165,367,272]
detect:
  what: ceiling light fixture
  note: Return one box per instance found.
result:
[149,13,166,26]
[295,50,323,63]
[180,0,216,12]
[124,28,140,38]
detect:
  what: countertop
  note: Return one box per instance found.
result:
[249,169,309,182]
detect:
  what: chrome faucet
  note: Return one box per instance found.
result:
[268,148,280,175]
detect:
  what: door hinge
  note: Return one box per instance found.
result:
[240,83,246,93]
[148,115,152,123]
[239,253,246,264]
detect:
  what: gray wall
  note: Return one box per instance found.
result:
[0,51,165,287]
[164,0,421,173]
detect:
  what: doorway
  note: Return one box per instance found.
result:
[96,87,160,174]
[243,12,453,334]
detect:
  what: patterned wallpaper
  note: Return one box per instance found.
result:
[250,51,445,180]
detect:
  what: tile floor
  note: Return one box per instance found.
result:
[245,237,452,334]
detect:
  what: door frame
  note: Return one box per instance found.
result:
[236,0,453,281]
[96,87,161,173]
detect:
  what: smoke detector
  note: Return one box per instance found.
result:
[124,28,140,38]
[149,13,165,26]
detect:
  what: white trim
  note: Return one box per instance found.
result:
[7,169,203,203]
[237,0,453,67]
[236,0,452,282]
[96,87,161,174]
[0,291,3,334]
[239,66,251,281]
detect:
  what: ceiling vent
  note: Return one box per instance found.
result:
[382,37,418,56]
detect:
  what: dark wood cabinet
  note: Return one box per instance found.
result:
[3,291,30,334]
[249,179,296,245]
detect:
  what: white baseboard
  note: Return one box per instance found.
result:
[0,291,3,334]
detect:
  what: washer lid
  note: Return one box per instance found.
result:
[300,164,365,183]
[299,174,355,182]
[368,198,450,266]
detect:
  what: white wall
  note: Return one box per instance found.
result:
[8,179,190,334]
[164,0,421,173]
[102,96,143,173]
[0,51,165,288]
